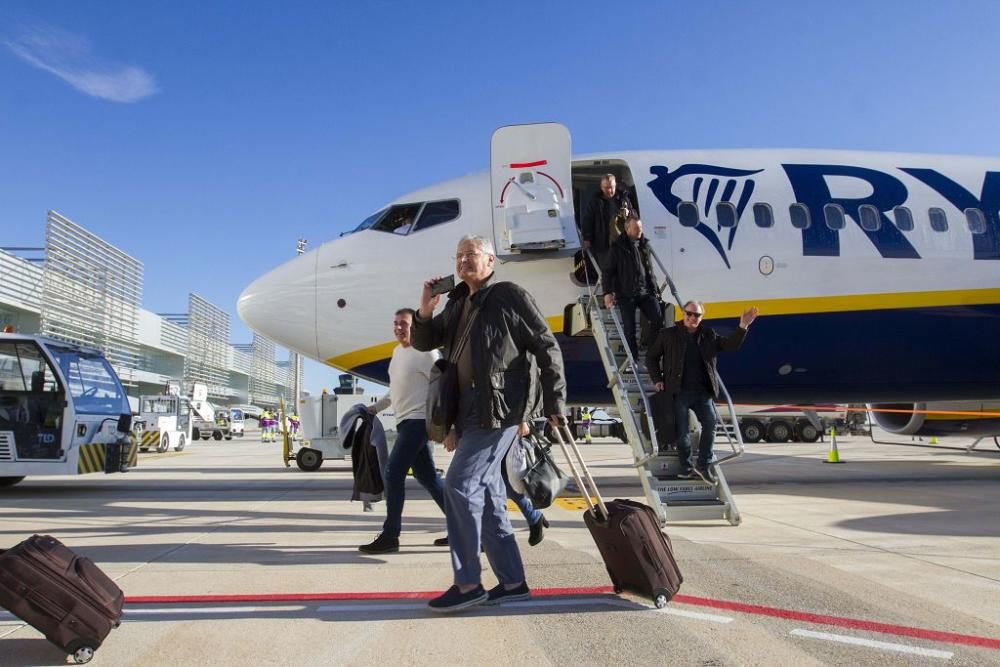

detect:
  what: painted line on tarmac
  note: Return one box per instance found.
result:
[126,605,306,615]
[673,594,1000,651]
[656,607,734,624]
[317,597,622,614]
[121,588,1000,651]
[790,629,954,660]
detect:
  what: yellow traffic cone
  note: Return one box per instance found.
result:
[929,436,938,445]
[825,427,844,464]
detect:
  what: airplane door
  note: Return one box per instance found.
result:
[491,123,580,257]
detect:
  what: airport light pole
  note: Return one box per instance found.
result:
[292,239,307,410]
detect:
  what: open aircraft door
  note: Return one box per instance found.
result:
[491,123,580,258]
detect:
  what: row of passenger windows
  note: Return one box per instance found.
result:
[678,202,992,235]
[353,199,461,235]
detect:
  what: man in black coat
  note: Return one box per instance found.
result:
[581,174,633,271]
[602,213,663,361]
[646,301,759,481]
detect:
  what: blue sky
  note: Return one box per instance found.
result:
[2,1,998,393]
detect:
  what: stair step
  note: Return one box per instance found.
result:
[665,499,726,507]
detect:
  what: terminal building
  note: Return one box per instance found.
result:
[1,211,297,409]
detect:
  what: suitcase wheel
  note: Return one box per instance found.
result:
[653,588,672,609]
[67,640,98,664]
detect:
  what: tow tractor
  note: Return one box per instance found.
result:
[134,392,193,453]
[0,333,137,487]
[229,407,245,437]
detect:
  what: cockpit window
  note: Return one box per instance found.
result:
[372,203,423,235]
[352,208,387,233]
[414,200,460,231]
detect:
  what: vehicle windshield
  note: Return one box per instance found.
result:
[48,345,128,415]
[142,397,176,414]
[231,409,244,421]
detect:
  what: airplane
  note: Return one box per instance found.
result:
[238,123,1000,439]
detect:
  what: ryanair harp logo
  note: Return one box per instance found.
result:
[648,164,763,268]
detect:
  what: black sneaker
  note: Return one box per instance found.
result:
[433,535,449,547]
[677,468,696,479]
[695,466,717,483]
[358,533,399,554]
[427,585,487,613]
[484,581,531,606]
[528,516,548,547]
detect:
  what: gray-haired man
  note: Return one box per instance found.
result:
[411,234,566,613]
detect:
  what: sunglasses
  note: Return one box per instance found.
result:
[684,311,703,319]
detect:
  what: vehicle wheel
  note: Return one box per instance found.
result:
[766,420,792,443]
[225,435,232,440]
[296,447,323,472]
[795,420,821,443]
[157,434,169,453]
[0,476,26,487]
[175,434,186,452]
[740,419,764,444]
[212,431,223,441]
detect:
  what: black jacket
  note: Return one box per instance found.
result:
[411,273,566,428]
[581,190,632,253]
[602,233,657,299]
[646,323,747,399]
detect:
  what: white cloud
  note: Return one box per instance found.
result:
[5,25,159,103]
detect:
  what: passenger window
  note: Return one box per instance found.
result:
[372,203,423,235]
[753,203,774,228]
[859,205,881,232]
[928,207,948,232]
[892,206,914,231]
[414,200,460,231]
[678,202,699,228]
[789,203,810,229]
[823,204,845,230]
[965,208,987,235]
[716,202,737,228]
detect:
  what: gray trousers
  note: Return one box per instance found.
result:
[446,386,525,587]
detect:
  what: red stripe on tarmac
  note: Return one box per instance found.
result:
[124,588,1000,650]
[673,594,1000,651]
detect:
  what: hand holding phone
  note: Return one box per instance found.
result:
[429,275,456,297]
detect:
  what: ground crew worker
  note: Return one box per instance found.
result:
[580,406,593,443]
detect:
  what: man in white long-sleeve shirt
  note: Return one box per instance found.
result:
[359,308,448,554]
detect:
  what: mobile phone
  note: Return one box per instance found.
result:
[429,275,456,296]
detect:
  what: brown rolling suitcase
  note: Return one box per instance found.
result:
[550,425,683,607]
[0,534,124,664]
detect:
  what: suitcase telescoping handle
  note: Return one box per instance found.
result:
[549,421,609,521]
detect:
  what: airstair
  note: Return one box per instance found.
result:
[567,249,744,525]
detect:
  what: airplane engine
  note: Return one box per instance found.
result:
[868,401,1000,437]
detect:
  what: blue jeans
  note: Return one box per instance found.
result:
[500,453,543,526]
[445,386,525,587]
[674,391,717,469]
[382,418,446,539]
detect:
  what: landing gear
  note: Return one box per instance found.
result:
[766,420,792,443]
[795,420,821,443]
[740,419,764,444]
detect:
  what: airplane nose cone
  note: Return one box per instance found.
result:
[237,252,318,359]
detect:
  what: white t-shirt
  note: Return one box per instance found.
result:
[373,344,440,422]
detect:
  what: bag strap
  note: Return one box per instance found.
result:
[447,305,479,363]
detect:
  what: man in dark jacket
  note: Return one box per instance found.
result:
[602,213,663,361]
[581,174,633,271]
[412,234,566,613]
[646,301,759,482]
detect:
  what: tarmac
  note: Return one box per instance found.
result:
[1,427,999,666]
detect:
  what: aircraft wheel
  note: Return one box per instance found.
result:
[157,434,169,453]
[740,419,764,444]
[795,420,821,443]
[765,420,792,443]
[175,434,186,452]
[0,476,26,487]
[296,448,323,472]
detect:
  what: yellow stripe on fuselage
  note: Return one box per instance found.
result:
[325,288,1000,372]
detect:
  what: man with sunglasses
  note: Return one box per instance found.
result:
[646,301,759,482]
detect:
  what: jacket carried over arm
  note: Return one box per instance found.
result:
[646,324,747,399]
[411,274,566,429]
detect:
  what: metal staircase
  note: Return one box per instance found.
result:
[569,249,744,525]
